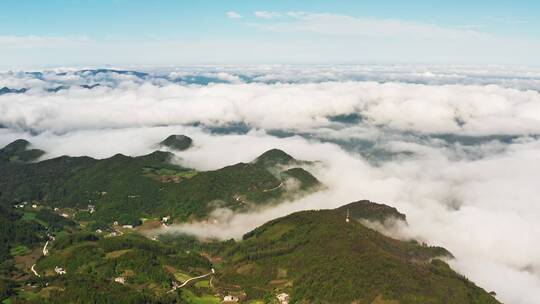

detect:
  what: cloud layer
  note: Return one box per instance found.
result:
[1,67,540,137]
[1,66,539,304]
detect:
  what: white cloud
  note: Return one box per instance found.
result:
[226,11,242,19]
[1,73,539,136]
[0,35,91,49]
[1,66,540,303]
[160,131,540,304]
[7,124,538,304]
[253,12,485,39]
[254,11,282,19]
[285,11,310,18]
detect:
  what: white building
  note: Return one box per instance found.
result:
[277,293,289,304]
[54,266,66,275]
[223,295,239,302]
[114,277,126,284]
[162,216,170,223]
[122,225,133,229]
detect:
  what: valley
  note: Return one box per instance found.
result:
[0,137,500,303]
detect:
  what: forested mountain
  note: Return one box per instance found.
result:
[0,137,321,227]
[0,139,44,163]
[215,201,499,303]
[0,200,499,304]
[0,138,499,304]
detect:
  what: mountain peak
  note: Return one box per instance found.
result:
[159,134,193,151]
[225,202,497,304]
[0,139,44,163]
[2,139,31,153]
[337,200,407,223]
[254,149,294,166]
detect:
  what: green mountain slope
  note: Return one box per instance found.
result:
[215,201,499,304]
[337,200,407,223]
[0,200,500,304]
[0,138,500,304]
[0,139,45,163]
[0,138,321,227]
[33,233,206,303]
[0,205,76,262]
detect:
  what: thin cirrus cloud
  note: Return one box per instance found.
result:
[254,11,283,19]
[252,11,487,39]
[1,11,540,68]
[225,11,242,19]
[0,35,91,49]
[243,11,540,65]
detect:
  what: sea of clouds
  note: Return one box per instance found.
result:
[1,65,539,303]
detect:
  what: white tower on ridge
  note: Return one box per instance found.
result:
[346,209,350,223]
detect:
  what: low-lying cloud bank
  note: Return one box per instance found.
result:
[0,66,539,304]
[1,69,540,137]
[4,65,540,89]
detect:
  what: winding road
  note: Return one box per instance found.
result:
[263,182,283,192]
[168,268,215,293]
[43,240,50,256]
[31,264,40,277]
[30,236,53,277]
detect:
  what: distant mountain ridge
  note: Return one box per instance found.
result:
[0,87,28,95]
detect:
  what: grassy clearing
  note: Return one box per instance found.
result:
[194,280,210,288]
[259,223,294,241]
[137,219,162,231]
[22,211,36,221]
[182,290,220,304]
[38,286,64,298]
[22,211,48,227]
[174,271,192,282]
[176,171,198,179]
[371,295,400,304]
[16,291,40,301]
[105,249,131,259]
[10,245,30,256]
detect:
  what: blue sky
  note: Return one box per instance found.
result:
[1,0,539,68]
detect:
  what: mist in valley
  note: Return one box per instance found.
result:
[1,66,539,303]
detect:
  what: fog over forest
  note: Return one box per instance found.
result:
[1,65,539,303]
